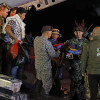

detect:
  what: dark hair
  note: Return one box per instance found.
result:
[73,26,84,32]
[10,7,18,12]
[16,7,27,14]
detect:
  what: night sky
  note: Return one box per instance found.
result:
[24,0,100,42]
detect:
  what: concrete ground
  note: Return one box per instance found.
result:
[21,66,100,100]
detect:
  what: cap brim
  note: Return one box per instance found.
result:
[52,32,62,37]
[52,32,60,34]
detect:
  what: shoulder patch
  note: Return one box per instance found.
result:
[97,47,100,56]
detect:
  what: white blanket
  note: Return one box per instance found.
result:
[3,14,25,39]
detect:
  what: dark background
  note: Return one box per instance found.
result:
[24,0,100,42]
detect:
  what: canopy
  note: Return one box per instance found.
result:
[0,0,32,8]
[0,0,66,11]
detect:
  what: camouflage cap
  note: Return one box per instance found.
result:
[52,28,62,37]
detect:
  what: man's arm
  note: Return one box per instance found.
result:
[5,25,18,43]
[46,41,59,58]
[81,44,89,75]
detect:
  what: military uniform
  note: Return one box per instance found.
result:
[81,36,100,100]
[67,37,88,99]
[34,36,59,94]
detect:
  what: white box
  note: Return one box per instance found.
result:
[0,74,22,93]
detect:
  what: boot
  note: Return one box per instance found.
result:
[34,79,42,99]
[41,94,51,100]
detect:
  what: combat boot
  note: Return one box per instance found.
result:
[34,79,42,99]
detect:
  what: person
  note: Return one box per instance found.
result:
[34,25,60,99]
[2,7,17,43]
[4,7,27,79]
[81,26,100,100]
[9,7,17,17]
[49,28,62,45]
[0,4,9,73]
[24,32,34,47]
[2,7,17,75]
[49,28,62,49]
[49,28,63,80]
[64,25,88,100]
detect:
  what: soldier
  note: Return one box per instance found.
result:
[65,25,88,100]
[0,4,9,73]
[34,25,59,99]
[81,26,100,100]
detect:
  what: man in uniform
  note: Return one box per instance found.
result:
[34,25,59,99]
[81,26,100,100]
[65,25,88,100]
[0,4,9,73]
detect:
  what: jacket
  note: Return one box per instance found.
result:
[81,36,100,74]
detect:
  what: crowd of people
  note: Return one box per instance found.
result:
[0,4,100,100]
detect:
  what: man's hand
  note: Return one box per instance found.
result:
[14,38,18,43]
[57,49,61,54]
[66,53,73,59]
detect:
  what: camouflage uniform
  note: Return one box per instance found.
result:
[67,37,88,99]
[34,36,59,94]
[0,15,4,73]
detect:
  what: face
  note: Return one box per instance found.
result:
[74,31,84,39]
[48,31,52,38]
[10,10,16,16]
[19,13,26,21]
[52,33,59,40]
[2,8,9,18]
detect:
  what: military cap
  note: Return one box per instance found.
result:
[52,28,62,37]
[41,25,53,33]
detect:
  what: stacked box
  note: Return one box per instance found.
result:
[0,74,28,100]
[0,92,28,100]
[0,74,22,93]
[0,92,12,100]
